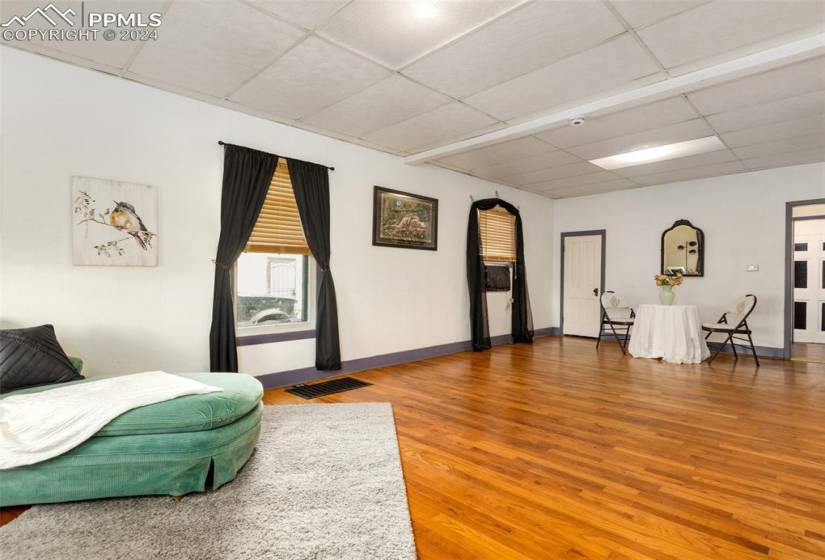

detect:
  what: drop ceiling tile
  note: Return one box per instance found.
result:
[633,161,746,186]
[741,148,825,170]
[244,0,349,29]
[526,171,629,192]
[464,34,662,121]
[537,97,698,148]
[688,56,825,115]
[539,179,639,199]
[476,149,582,181]
[0,0,165,68]
[129,0,306,97]
[229,37,389,120]
[706,90,825,133]
[567,118,715,160]
[609,0,708,29]
[402,1,626,98]
[614,149,739,178]
[721,115,825,148]
[435,137,554,171]
[506,161,605,186]
[317,0,521,69]
[362,102,500,153]
[636,0,825,70]
[301,75,451,137]
[732,133,825,159]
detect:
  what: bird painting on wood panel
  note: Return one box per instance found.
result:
[71,176,158,266]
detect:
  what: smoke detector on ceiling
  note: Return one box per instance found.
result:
[570,117,585,127]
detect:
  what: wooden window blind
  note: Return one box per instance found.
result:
[245,159,310,255]
[478,207,516,262]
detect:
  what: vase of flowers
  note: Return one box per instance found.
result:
[655,272,683,305]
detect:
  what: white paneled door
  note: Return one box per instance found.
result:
[563,234,603,338]
[794,221,825,344]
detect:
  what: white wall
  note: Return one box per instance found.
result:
[552,163,825,349]
[0,47,555,378]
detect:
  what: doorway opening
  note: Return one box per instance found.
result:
[786,199,825,363]
[560,230,606,338]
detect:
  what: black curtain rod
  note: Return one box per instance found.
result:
[217,141,335,171]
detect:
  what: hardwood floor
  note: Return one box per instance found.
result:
[793,342,825,364]
[3,336,825,559]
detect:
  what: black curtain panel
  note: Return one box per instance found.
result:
[466,198,533,351]
[210,144,278,372]
[287,159,342,371]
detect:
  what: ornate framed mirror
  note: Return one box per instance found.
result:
[661,219,704,277]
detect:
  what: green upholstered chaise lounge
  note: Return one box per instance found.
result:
[0,372,263,507]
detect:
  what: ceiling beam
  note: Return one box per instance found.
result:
[403,33,825,165]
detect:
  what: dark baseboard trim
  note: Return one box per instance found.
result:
[257,327,559,389]
[706,341,784,359]
[237,329,316,346]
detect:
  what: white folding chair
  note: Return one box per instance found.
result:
[702,294,759,366]
[597,291,635,354]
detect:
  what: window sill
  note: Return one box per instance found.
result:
[236,328,316,347]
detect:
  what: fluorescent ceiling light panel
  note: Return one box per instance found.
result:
[589,136,726,170]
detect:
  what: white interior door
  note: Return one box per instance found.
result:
[563,234,603,337]
[794,220,825,343]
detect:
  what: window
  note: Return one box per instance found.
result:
[794,242,808,251]
[794,260,807,289]
[794,301,807,330]
[822,302,825,332]
[236,159,313,329]
[478,207,516,262]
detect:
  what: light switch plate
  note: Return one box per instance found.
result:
[746,264,759,272]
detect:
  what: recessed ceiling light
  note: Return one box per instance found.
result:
[412,1,438,19]
[589,136,726,170]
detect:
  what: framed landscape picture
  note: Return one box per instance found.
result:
[372,186,438,251]
[72,176,158,266]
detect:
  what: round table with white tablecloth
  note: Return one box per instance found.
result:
[628,304,710,364]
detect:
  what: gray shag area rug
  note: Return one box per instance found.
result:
[0,403,417,560]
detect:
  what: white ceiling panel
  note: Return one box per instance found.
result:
[318,0,521,69]
[0,0,166,69]
[637,0,825,70]
[464,34,662,121]
[567,118,715,161]
[613,148,739,178]
[537,97,698,148]
[608,0,708,30]
[539,178,639,199]
[244,0,349,29]
[402,0,625,98]
[362,102,500,153]
[688,55,825,115]
[633,161,746,186]
[732,133,825,160]
[129,0,305,97]
[474,149,582,181]
[435,136,555,171]
[741,148,825,170]
[229,37,389,120]
[525,171,630,192]
[705,90,825,133]
[301,75,451,137]
[721,114,825,148]
[506,161,606,186]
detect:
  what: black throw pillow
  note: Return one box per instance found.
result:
[0,325,84,393]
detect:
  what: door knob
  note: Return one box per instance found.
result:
[593,288,599,296]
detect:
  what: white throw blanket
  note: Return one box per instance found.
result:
[0,372,221,469]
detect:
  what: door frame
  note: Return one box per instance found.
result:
[560,229,606,336]
[784,198,825,359]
